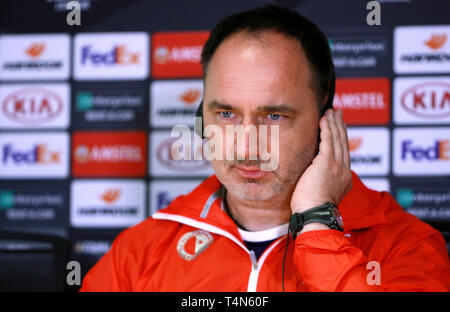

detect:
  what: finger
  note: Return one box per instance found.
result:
[326,109,342,161]
[319,114,333,158]
[336,110,351,169]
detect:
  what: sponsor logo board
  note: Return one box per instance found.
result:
[0,83,70,129]
[149,179,203,215]
[151,31,209,78]
[73,240,112,256]
[0,34,70,80]
[74,32,149,80]
[0,187,66,225]
[0,132,69,179]
[394,76,450,124]
[70,179,145,228]
[333,78,390,125]
[329,36,388,70]
[347,127,390,176]
[150,80,203,127]
[74,88,146,128]
[396,187,450,222]
[149,131,213,177]
[394,26,450,73]
[361,178,390,193]
[393,127,450,176]
[72,131,147,177]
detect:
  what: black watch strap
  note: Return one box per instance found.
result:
[289,202,344,239]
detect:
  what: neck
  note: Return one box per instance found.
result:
[225,187,292,231]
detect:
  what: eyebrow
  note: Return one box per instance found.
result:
[207,100,298,114]
[207,100,233,111]
[256,105,298,115]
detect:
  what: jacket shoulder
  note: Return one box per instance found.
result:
[113,216,182,253]
[356,190,448,262]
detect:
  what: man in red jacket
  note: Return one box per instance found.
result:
[81,5,450,291]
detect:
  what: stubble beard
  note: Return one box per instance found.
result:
[211,145,317,201]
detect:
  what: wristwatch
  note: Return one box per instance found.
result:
[289,202,344,239]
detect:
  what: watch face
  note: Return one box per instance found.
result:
[333,206,344,229]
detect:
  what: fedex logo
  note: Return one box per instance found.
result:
[0,132,69,179]
[2,144,59,164]
[81,45,139,65]
[73,32,149,80]
[149,180,202,215]
[157,191,171,211]
[393,127,450,176]
[401,140,449,161]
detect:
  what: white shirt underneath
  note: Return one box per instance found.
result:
[238,223,289,242]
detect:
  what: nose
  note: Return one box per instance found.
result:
[234,118,259,161]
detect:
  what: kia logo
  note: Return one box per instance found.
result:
[2,88,63,123]
[156,137,210,171]
[401,82,450,119]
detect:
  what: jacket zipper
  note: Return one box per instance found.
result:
[249,250,258,270]
[246,237,285,292]
[152,212,286,292]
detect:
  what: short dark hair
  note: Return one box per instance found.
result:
[201,5,335,112]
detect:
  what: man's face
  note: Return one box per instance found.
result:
[202,30,321,201]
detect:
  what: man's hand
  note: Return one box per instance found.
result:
[290,109,352,217]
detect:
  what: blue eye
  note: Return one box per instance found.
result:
[220,111,233,118]
[269,113,281,121]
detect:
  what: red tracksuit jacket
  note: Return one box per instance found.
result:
[80,172,450,291]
